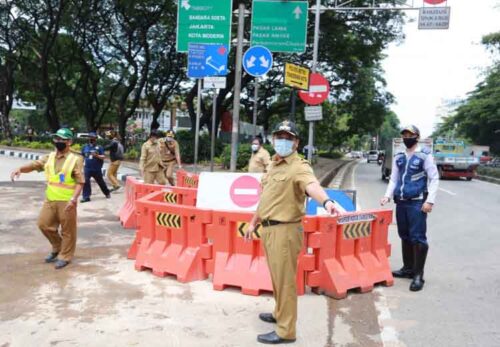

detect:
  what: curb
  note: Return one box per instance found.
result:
[476,175,500,185]
[328,160,358,189]
[0,148,130,183]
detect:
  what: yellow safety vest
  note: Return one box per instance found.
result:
[44,152,78,201]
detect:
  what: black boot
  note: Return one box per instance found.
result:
[392,240,414,278]
[410,243,428,292]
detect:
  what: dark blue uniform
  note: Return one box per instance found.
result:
[81,144,110,200]
[393,151,429,245]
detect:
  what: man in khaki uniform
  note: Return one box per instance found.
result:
[10,128,84,269]
[139,129,166,185]
[160,130,182,186]
[248,136,271,173]
[246,120,339,344]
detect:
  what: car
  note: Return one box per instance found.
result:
[486,157,500,168]
[367,150,379,163]
[76,132,103,139]
[346,151,363,159]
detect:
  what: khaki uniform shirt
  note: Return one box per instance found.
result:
[160,139,180,163]
[30,150,85,185]
[140,139,164,172]
[249,147,271,173]
[257,152,318,222]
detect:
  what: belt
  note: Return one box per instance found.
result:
[261,219,301,227]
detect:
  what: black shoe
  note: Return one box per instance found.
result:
[410,243,429,292]
[105,194,111,199]
[80,198,90,203]
[54,260,70,269]
[259,313,277,323]
[392,240,414,278]
[257,331,295,344]
[44,252,59,263]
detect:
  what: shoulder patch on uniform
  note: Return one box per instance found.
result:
[395,152,405,158]
[419,147,431,155]
[414,152,428,160]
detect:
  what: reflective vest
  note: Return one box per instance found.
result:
[44,152,78,201]
[394,151,428,200]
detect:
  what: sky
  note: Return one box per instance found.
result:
[382,0,500,137]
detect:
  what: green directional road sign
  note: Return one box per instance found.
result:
[251,0,309,53]
[176,0,233,52]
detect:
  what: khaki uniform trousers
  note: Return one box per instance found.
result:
[107,160,121,188]
[261,222,303,340]
[164,160,176,186]
[144,170,166,185]
[37,201,78,262]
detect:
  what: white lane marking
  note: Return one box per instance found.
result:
[439,187,457,196]
[354,163,401,347]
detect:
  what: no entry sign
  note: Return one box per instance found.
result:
[423,0,446,4]
[197,172,263,211]
[298,73,330,105]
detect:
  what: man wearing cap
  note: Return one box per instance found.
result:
[10,128,84,269]
[248,136,271,173]
[381,125,439,292]
[245,120,341,344]
[160,130,182,186]
[140,129,166,185]
[80,132,111,203]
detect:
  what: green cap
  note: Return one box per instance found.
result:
[272,120,299,137]
[53,128,73,140]
[400,125,420,136]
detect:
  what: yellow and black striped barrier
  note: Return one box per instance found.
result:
[237,222,262,239]
[185,176,197,187]
[342,221,371,240]
[164,192,178,204]
[156,212,182,229]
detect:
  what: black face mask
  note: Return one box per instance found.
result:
[403,137,418,149]
[89,139,96,145]
[54,141,67,151]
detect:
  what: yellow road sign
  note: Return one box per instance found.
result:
[237,222,262,239]
[284,63,310,90]
[156,212,181,229]
[342,221,371,240]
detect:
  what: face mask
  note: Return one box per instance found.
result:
[54,141,67,151]
[251,144,259,152]
[403,137,418,149]
[151,138,158,144]
[89,139,96,144]
[274,139,294,157]
[166,137,173,142]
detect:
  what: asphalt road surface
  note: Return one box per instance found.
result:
[1,155,499,347]
[343,160,500,347]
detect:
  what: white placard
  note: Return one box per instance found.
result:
[203,76,227,89]
[197,172,263,211]
[304,106,323,121]
[418,7,451,30]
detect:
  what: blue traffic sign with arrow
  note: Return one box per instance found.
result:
[243,46,273,77]
[188,43,229,78]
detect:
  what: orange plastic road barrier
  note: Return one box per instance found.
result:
[306,209,394,299]
[118,176,139,229]
[176,170,199,188]
[127,186,198,260]
[134,191,212,283]
[205,211,316,296]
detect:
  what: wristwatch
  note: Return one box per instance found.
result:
[323,199,335,208]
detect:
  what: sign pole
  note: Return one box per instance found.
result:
[307,0,321,162]
[230,3,245,172]
[210,89,218,172]
[290,89,297,122]
[252,78,259,138]
[194,79,202,173]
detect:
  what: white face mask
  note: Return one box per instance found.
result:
[166,137,174,142]
[274,139,295,157]
[251,144,260,152]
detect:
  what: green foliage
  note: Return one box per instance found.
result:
[175,130,224,164]
[318,150,344,159]
[478,166,500,179]
[124,148,140,160]
[221,143,275,170]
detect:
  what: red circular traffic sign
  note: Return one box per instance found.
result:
[229,175,262,208]
[423,0,446,4]
[298,73,330,105]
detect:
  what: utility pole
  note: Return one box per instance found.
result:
[193,79,202,172]
[230,3,245,172]
[252,78,259,137]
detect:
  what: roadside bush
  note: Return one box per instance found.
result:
[318,150,343,159]
[478,166,500,179]
[176,130,224,164]
[124,148,140,160]
[221,143,275,170]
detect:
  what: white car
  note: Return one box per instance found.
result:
[367,150,379,163]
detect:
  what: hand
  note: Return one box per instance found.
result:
[244,224,256,242]
[421,202,433,213]
[64,199,77,213]
[324,201,339,216]
[380,197,390,206]
[10,169,21,182]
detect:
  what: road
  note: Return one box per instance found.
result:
[1,155,499,347]
[343,160,500,347]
